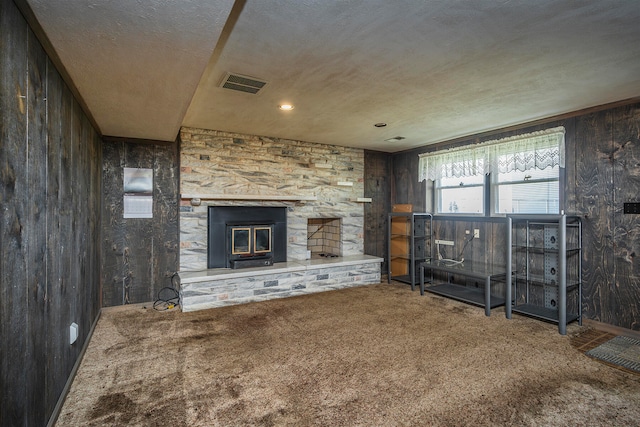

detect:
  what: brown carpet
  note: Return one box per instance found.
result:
[56,283,640,426]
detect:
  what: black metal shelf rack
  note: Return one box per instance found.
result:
[506,214,582,335]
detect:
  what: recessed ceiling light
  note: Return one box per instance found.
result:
[279,104,294,111]
[374,122,387,127]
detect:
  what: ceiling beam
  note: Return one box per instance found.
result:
[183,0,247,126]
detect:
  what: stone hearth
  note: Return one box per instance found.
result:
[179,255,382,312]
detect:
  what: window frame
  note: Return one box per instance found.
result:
[434,174,486,215]
[489,165,563,215]
[421,127,566,217]
[431,169,563,217]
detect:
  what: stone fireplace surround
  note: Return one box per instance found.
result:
[178,128,382,311]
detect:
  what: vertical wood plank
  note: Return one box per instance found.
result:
[575,110,616,325]
[101,141,125,306]
[78,110,92,341]
[364,150,391,272]
[58,71,74,352]
[0,0,29,424]
[25,26,48,427]
[123,143,154,303]
[391,150,426,211]
[89,123,102,314]
[153,143,179,297]
[563,117,578,214]
[69,99,82,325]
[612,104,640,331]
[45,57,68,417]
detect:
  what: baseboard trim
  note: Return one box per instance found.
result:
[583,318,640,340]
[46,309,102,427]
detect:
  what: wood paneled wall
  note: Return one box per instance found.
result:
[101,140,179,307]
[391,102,640,332]
[1,0,102,424]
[364,151,391,271]
[573,104,640,331]
[390,149,426,210]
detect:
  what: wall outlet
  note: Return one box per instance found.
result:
[70,322,78,345]
[473,229,480,239]
[435,239,454,246]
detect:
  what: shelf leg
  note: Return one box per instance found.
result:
[505,216,512,319]
[559,215,567,335]
[485,277,491,317]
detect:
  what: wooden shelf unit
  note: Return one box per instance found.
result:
[388,212,432,290]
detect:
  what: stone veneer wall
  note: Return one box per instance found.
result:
[179,127,365,271]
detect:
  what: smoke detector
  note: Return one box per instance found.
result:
[219,72,268,95]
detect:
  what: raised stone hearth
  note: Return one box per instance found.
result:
[179,255,382,311]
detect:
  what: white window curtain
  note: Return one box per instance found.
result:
[418,127,565,181]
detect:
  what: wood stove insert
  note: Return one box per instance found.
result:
[227,224,274,268]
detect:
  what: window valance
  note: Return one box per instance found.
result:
[418,127,565,182]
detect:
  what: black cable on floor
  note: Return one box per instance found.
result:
[153,273,180,311]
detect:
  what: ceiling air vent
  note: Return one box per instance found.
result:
[385,136,406,143]
[219,72,267,95]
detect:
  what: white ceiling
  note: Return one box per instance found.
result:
[26,0,640,153]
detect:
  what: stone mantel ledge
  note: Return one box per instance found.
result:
[179,254,383,284]
[180,193,318,202]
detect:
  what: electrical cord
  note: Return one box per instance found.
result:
[153,273,180,311]
[439,258,464,265]
[457,234,475,260]
[437,235,475,265]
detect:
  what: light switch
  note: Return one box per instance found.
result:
[624,202,640,214]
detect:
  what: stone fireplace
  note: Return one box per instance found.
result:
[177,127,382,311]
[178,127,369,272]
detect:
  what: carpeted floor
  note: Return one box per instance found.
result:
[56,283,640,426]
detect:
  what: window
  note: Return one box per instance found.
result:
[436,174,485,214]
[419,127,564,215]
[493,164,559,214]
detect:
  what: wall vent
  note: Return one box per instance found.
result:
[219,72,268,95]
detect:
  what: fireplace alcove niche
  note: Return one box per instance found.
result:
[208,206,287,269]
[307,218,342,259]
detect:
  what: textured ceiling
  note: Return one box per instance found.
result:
[26,0,640,152]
